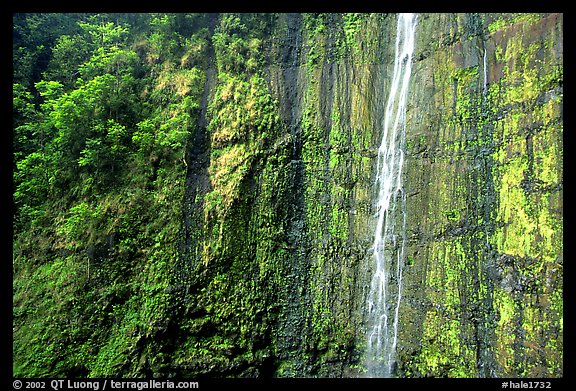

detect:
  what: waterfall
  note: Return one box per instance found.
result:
[483,47,488,95]
[366,13,417,378]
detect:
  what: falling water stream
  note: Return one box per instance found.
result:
[366,13,417,378]
[483,48,488,95]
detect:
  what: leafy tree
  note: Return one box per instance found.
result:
[13,81,61,228]
[79,20,128,48]
[13,13,84,87]
[43,34,91,89]
[13,12,213,378]
[13,83,39,161]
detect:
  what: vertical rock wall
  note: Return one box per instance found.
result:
[177,12,562,377]
[398,13,563,377]
[12,12,562,379]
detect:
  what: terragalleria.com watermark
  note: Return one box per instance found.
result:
[12,379,199,391]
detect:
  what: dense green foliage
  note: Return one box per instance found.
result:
[13,13,210,377]
[13,13,562,379]
[13,12,295,378]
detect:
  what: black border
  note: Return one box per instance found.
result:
[7,3,569,389]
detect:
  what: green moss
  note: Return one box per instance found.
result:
[445,209,460,222]
[416,311,475,377]
[486,12,563,376]
[493,289,517,373]
[488,13,542,34]
[13,12,563,378]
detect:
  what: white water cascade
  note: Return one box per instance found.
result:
[365,13,417,378]
[483,48,488,95]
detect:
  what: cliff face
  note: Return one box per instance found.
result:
[13,13,562,378]
[399,13,563,377]
[174,12,563,377]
